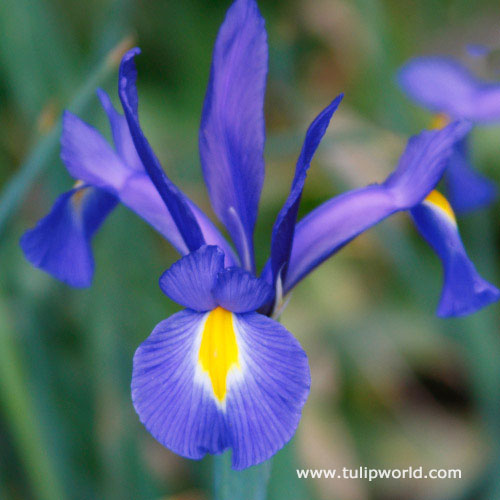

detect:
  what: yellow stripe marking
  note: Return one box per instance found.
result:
[424,190,456,224]
[429,113,450,130]
[72,180,88,207]
[198,307,240,402]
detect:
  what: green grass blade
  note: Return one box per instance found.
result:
[0,0,78,119]
[0,292,65,500]
[0,37,134,238]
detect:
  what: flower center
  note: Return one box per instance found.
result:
[198,306,240,402]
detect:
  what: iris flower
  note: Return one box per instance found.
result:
[22,0,498,469]
[397,55,500,212]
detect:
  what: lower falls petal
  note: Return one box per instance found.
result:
[411,190,500,317]
[20,186,117,288]
[131,308,310,470]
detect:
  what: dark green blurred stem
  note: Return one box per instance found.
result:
[0,292,65,500]
[0,36,133,236]
[213,452,272,500]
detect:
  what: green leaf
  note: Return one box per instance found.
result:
[0,36,134,237]
[0,291,66,500]
[0,0,78,120]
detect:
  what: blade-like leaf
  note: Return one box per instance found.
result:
[0,0,78,119]
[0,291,66,500]
[0,36,134,237]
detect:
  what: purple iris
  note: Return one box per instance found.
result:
[397,55,500,212]
[21,0,499,469]
[466,43,492,58]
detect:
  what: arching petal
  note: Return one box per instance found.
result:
[159,247,273,313]
[132,310,228,461]
[132,308,310,470]
[61,111,131,192]
[61,105,237,262]
[272,121,471,292]
[227,312,310,469]
[446,140,497,213]
[270,95,343,287]
[199,0,268,271]
[213,267,273,313]
[20,186,117,287]
[159,246,224,311]
[119,48,205,252]
[397,56,500,123]
[411,191,500,317]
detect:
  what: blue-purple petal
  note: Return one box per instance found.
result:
[97,88,143,171]
[227,312,310,469]
[132,308,310,470]
[446,140,497,213]
[61,106,237,262]
[270,95,343,287]
[213,268,273,313]
[411,198,500,317]
[159,246,224,311]
[397,56,500,122]
[199,0,268,271]
[277,121,471,292]
[466,43,491,58]
[119,48,205,252]
[132,310,229,460]
[20,186,117,288]
[61,111,132,192]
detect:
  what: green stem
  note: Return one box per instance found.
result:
[0,294,65,500]
[213,452,272,500]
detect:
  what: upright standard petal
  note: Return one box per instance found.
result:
[446,139,497,213]
[411,191,500,316]
[159,246,224,311]
[275,121,471,292]
[21,186,117,287]
[101,87,237,260]
[132,307,310,470]
[270,95,343,288]
[397,56,500,123]
[119,48,205,252]
[97,88,143,171]
[199,0,268,271]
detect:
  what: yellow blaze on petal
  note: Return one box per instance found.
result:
[72,180,88,208]
[424,190,456,224]
[429,113,450,130]
[198,307,240,402]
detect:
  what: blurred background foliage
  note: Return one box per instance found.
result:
[1,0,500,499]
